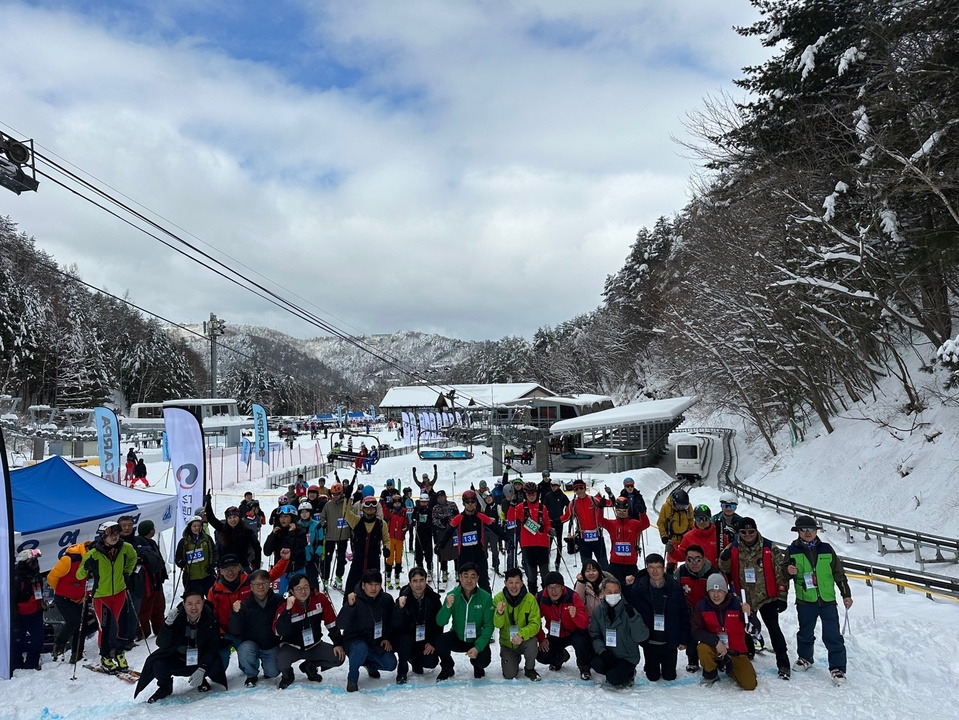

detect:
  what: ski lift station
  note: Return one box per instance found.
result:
[549,396,699,473]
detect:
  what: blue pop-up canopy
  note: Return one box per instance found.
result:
[10,456,176,572]
[12,456,137,533]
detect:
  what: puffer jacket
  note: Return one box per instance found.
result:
[573,571,615,615]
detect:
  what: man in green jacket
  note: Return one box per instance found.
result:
[76,520,138,673]
[785,515,853,686]
[492,567,542,681]
[435,562,494,681]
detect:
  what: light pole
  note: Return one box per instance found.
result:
[203,313,226,398]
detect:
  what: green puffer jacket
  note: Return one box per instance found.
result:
[436,585,495,652]
[491,587,541,648]
[174,528,217,581]
[76,537,138,599]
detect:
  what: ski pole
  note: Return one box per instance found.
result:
[126,589,153,655]
[71,593,92,681]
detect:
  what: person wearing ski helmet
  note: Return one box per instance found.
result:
[677,505,720,566]
[380,477,397,502]
[718,517,791,679]
[13,548,45,670]
[385,493,410,589]
[264,505,309,591]
[343,496,391,591]
[296,501,325,589]
[562,478,611,569]
[444,489,504,593]
[657,487,694,572]
[306,485,326,518]
[785,516,852,686]
[320,478,354,591]
[269,494,291,527]
[507,481,552,592]
[599,497,650,586]
[713,491,744,556]
[76,521,138,673]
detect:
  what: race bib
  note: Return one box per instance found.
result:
[186,549,205,564]
[418,514,428,523]
[416,624,426,642]
[549,620,561,637]
[582,530,598,541]
[461,531,479,547]
[337,518,348,529]
[605,629,617,647]
[465,622,477,640]
[744,568,756,584]
[506,520,517,530]
[523,518,541,534]
[302,626,315,645]
[613,542,631,556]
[653,614,665,632]
[186,648,198,665]
[803,572,816,590]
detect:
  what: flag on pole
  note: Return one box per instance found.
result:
[93,406,121,483]
[0,429,15,680]
[251,403,269,464]
[162,407,206,557]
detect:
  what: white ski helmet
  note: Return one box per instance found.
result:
[719,491,738,505]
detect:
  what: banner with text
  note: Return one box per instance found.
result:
[94,406,121,484]
[162,406,206,555]
[251,403,269,465]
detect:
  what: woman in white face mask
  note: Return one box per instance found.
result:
[586,577,649,688]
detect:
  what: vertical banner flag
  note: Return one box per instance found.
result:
[240,437,252,466]
[93,406,121,483]
[162,407,206,554]
[161,431,170,463]
[0,429,15,680]
[251,403,269,464]
[369,404,376,421]
[336,406,345,428]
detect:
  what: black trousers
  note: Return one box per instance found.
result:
[395,632,441,675]
[435,630,491,671]
[322,539,349,581]
[641,641,678,681]
[521,546,550,592]
[758,602,790,670]
[536,629,592,670]
[152,653,226,690]
[590,652,636,687]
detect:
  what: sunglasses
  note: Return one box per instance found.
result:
[739,529,757,535]
[463,499,478,504]
[686,556,704,562]
[798,527,817,533]
[721,503,738,509]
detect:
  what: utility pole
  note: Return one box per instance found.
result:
[203,313,226,398]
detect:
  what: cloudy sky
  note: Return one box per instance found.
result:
[0,1,767,341]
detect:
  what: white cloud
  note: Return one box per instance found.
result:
[0,1,765,341]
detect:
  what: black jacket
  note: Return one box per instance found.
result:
[228,590,283,649]
[263,524,308,571]
[136,536,169,593]
[542,489,570,523]
[337,585,395,649]
[206,496,262,568]
[392,583,442,643]
[134,601,227,697]
[625,570,690,649]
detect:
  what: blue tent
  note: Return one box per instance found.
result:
[13,456,138,533]
[11,456,176,572]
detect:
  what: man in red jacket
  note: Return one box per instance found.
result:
[561,479,610,570]
[507,482,553,592]
[599,497,650,586]
[535,571,592,680]
[677,505,719,565]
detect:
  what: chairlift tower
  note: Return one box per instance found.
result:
[203,313,226,398]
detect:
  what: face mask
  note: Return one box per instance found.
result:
[604,593,621,606]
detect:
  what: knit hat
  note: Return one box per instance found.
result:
[137,519,156,537]
[543,571,564,587]
[706,573,728,592]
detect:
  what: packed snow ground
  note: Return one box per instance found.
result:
[9,408,959,719]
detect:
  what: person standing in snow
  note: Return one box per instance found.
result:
[674,544,715,674]
[657,488,694,573]
[785,515,852,686]
[13,549,45,671]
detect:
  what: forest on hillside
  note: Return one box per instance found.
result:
[1,0,956,434]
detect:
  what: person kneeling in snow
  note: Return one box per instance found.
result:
[134,587,228,703]
[691,573,756,690]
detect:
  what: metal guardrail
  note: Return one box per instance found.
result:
[668,427,959,600]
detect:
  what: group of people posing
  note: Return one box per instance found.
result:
[14,465,854,702]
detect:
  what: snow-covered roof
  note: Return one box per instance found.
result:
[380,383,554,409]
[549,396,699,434]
